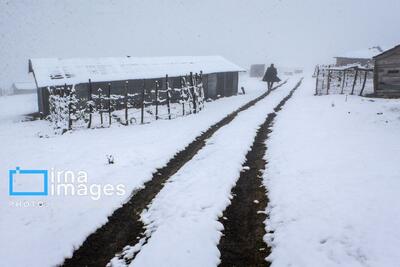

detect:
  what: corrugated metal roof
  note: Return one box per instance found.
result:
[29,56,245,87]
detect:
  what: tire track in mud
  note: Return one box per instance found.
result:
[217,79,303,267]
[60,82,288,267]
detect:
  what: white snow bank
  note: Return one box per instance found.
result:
[118,78,301,267]
[0,74,269,267]
[264,76,400,267]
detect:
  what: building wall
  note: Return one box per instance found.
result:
[374,47,400,98]
[37,71,239,115]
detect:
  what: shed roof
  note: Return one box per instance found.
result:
[29,56,245,88]
[335,46,386,59]
[373,44,400,59]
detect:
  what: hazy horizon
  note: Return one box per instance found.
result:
[0,0,399,89]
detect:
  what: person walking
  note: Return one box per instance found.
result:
[262,64,281,90]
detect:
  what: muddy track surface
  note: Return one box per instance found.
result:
[60,82,288,267]
[218,79,303,267]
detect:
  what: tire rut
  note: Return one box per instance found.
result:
[217,78,303,267]
[60,82,288,267]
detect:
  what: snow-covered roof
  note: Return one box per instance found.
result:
[327,63,373,71]
[373,44,400,59]
[11,82,36,90]
[336,46,387,59]
[29,56,245,88]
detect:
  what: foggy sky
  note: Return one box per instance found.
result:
[0,0,399,89]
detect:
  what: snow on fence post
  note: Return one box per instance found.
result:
[359,70,368,96]
[185,75,192,115]
[141,79,145,124]
[351,68,359,95]
[98,87,104,127]
[197,71,205,111]
[190,72,197,114]
[88,79,93,128]
[68,85,78,130]
[155,80,159,120]
[340,70,346,94]
[107,82,112,126]
[180,77,185,116]
[315,67,320,95]
[166,74,171,120]
[124,81,129,125]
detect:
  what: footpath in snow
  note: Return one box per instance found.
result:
[0,75,275,267]
[109,78,302,267]
[264,76,400,267]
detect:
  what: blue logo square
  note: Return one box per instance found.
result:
[9,167,48,196]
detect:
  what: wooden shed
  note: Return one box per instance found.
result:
[29,56,245,115]
[373,45,400,98]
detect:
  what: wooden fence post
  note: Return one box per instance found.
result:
[351,68,359,95]
[359,71,368,96]
[326,70,331,95]
[315,67,320,95]
[98,88,103,127]
[141,79,145,124]
[124,81,129,125]
[65,83,72,130]
[190,72,197,114]
[155,80,159,120]
[88,79,93,128]
[166,74,171,120]
[340,70,346,94]
[108,82,112,126]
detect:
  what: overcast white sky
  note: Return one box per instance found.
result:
[0,0,399,89]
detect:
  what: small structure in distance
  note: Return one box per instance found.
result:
[10,82,36,95]
[249,64,265,77]
[335,46,384,67]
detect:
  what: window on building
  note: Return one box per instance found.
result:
[388,70,399,74]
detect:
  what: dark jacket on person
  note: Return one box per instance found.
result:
[263,66,280,82]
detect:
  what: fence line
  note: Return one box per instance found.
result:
[47,72,205,134]
[314,65,374,96]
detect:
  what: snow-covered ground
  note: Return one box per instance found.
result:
[2,73,399,267]
[265,77,400,267]
[0,74,272,267]
[108,77,301,267]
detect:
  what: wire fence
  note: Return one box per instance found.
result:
[314,65,374,96]
[48,72,205,134]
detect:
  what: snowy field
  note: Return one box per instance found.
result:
[1,74,399,267]
[0,74,274,267]
[265,77,400,267]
